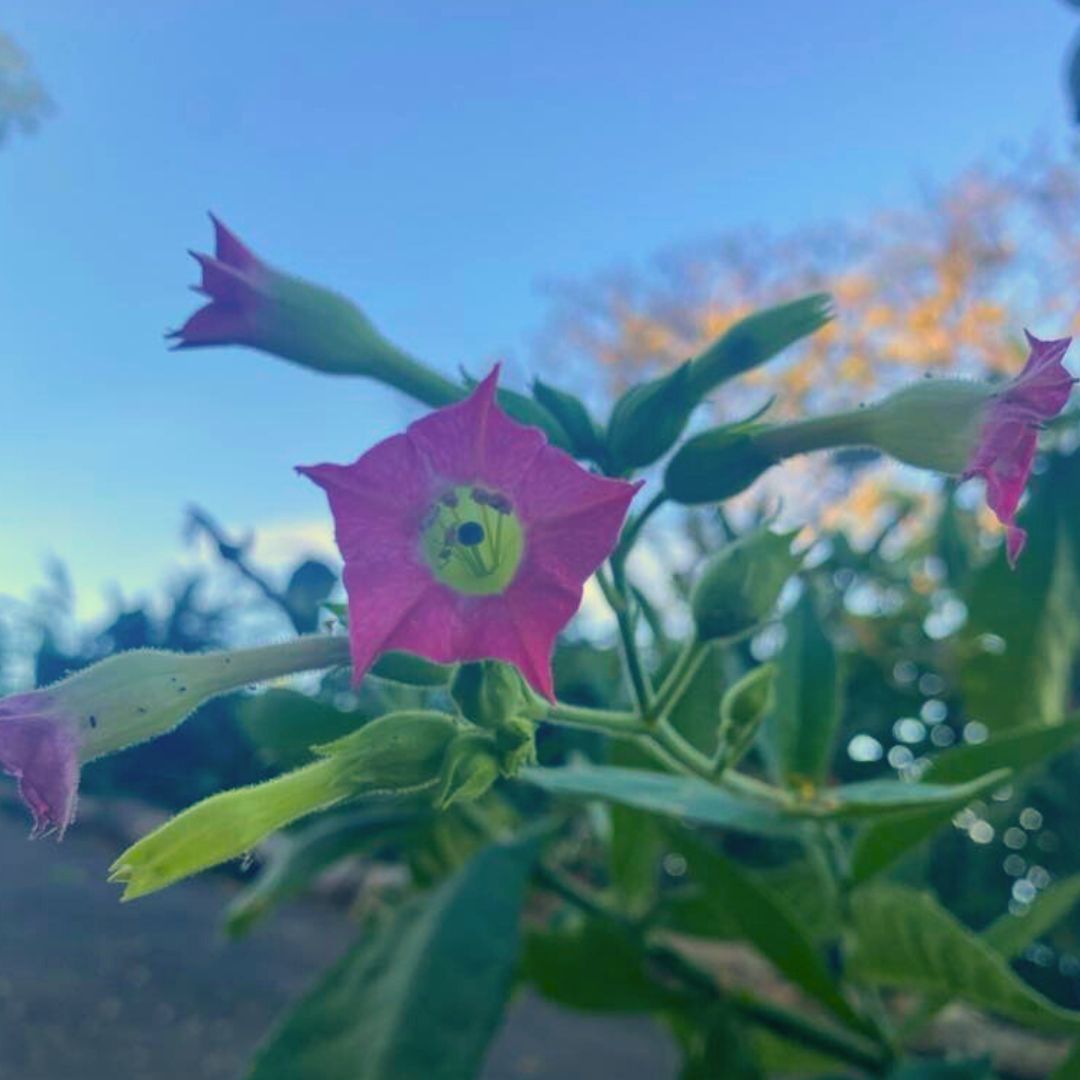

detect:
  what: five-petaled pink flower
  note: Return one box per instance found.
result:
[963,332,1076,565]
[301,368,641,699]
[0,693,79,837]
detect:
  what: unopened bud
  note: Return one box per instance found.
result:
[691,527,802,642]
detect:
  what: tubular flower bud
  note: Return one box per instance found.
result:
[0,635,349,837]
[170,215,461,408]
[861,332,1076,564]
[301,366,641,700]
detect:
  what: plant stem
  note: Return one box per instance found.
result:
[546,702,648,737]
[615,490,667,561]
[646,638,708,724]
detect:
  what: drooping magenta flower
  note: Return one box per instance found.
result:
[170,214,270,350]
[300,369,641,699]
[730,330,1076,567]
[168,217,465,408]
[0,692,79,837]
[960,332,1076,564]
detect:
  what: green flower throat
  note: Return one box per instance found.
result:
[421,486,525,596]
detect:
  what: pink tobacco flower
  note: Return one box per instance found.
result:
[301,368,641,699]
[961,332,1076,565]
[170,214,271,349]
[0,692,79,837]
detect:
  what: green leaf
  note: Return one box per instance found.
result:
[609,803,663,918]
[248,836,540,1080]
[523,917,681,1013]
[225,806,422,937]
[982,873,1080,960]
[760,588,839,788]
[960,455,1080,731]
[521,764,1005,837]
[852,719,1080,884]
[821,772,1010,819]
[663,420,778,505]
[238,689,366,768]
[664,828,871,1036]
[672,1002,764,1080]
[1052,1039,1080,1080]
[886,1059,994,1080]
[850,885,1080,1032]
[520,764,798,837]
[928,715,1080,785]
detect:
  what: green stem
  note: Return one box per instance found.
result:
[546,701,648,737]
[753,408,872,462]
[615,490,667,560]
[369,342,464,407]
[646,638,708,724]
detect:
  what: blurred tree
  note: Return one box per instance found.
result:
[0,31,52,145]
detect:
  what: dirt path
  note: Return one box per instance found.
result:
[0,808,674,1079]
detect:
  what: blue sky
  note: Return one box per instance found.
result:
[1,1,1076,615]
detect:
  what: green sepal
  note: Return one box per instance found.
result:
[372,650,455,686]
[435,732,501,808]
[450,660,534,730]
[532,378,606,462]
[606,361,695,471]
[663,417,778,504]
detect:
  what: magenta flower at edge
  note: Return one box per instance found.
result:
[962,332,1077,565]
[0,692,79,837]
[300,368,641,700]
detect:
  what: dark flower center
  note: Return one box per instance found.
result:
[420,486,524,596]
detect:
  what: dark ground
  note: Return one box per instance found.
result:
[0,808,676,1080]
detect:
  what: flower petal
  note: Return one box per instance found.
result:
[170,301,255,347]
[0,697,79,837]
[407,367,546,490]
[209,213,263,275]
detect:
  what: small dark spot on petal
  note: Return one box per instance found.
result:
[88,716,97,728]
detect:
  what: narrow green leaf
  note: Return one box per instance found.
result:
[886,1059,994,1079]
[850,886,1080,1032]
[760,589,839,787]
[520,764,797,837]
[521,764,1004,840]
[982,874,1080,960]
[523,917,681,1013]
[665,828,871,1036]
[960,456,1080,731]
[852,719,1080,884]
[248,836,540,1080]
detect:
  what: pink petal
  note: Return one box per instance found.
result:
[170,301,255,347]
[190,251,260,307]
[964,332,1075,567]
[407,367,546,490]
[299,434,436,557]
[209,213,263,275]
[0,696,79,837]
